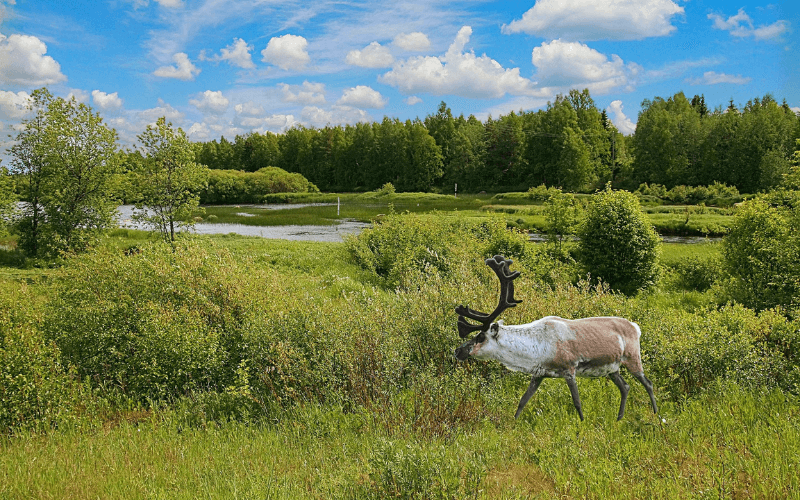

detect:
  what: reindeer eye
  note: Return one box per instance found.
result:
[475,332,486,343]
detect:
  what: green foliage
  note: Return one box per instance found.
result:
[133,117,209,244]
[43,242,254,401]
[9,88,121,257]
[643,305,800,397]
[345,212,529,289]
[544,190,579,251]
[200,167,318,204]
[721,198,800,310]
[577,187,661,294]
[0,167,18,234]
[636,182,741,205]
[0,283,85,434]
[525,184,562,201]
[366,439,486,499]
[669,254,721,292]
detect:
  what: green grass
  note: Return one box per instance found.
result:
[1,382,796,499]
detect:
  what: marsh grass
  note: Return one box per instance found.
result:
[190,193,736,239]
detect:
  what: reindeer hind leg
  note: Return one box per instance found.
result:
[631,371,658,415]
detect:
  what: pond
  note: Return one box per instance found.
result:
[116,205,370,243]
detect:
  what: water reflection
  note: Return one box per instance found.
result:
[116,205,369,243]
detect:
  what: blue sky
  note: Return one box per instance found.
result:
[0,0,796,153]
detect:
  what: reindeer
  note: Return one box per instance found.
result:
[454,255,658,421]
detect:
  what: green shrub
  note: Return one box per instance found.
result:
[670,254,721,291]
[642,305,800,397]
[577,187,661,294]
[345,212,529,289]
[0,284,84,434]
[43,242,260,401]
[367,439,486,499]
[721,198,800,310]
[200,167,318,204]
[526,184,562,201]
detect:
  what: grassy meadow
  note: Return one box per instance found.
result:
[1,193,798,499]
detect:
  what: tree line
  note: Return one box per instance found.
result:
[194,89,799,194]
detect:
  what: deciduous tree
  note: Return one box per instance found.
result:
[134,117,209,244]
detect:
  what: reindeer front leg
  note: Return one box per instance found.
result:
[515,376,544,419]
[564,374,584,421]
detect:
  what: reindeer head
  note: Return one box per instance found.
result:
[454,255,522,361]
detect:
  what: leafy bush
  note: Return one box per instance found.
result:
[636,182,741,206]
[721,198,800,310]
[377,182,396,195]
[642,305,800,397]
[0,285,83,434]
[577,187,661,294]
[345,212,529,289]
[526,184,563,201]
[200,167,318,204]
[367,439,486,499]
[670,254,721,291]
[43,242,261,401]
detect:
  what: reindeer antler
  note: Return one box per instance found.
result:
[455,255,522,338]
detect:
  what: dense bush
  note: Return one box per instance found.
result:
[345,212,530,289]
[636,182,741,206]
[0,284,83,434]
[200,167,318,204]
[526,184,563,201]
[721,198,800,310]
[641,304,800,397]
[44,243,255,401]
[366,439,485,499]
[577,187,661,294]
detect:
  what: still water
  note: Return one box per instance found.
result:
[116,205,369,243]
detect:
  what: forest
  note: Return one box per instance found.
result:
[192,89,799,195]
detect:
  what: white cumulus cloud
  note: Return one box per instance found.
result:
[393,32,431,51]
[280,81,326,105]
[153,52,200,80]
[234,101,265,117]
[337,86,387,109]
[405,96,422,105]
[202,38,255,69]
[261,34,310,71]
[0,90,30,120]
[346,41,394,68]
[67,88,90,103]
[502,0,684,41]
[686,71,752,85]
[708,9,789,41]
[606,100,636,135]
[301,105,370,128]
[0,32,66,86]
[190,90,230,114]
[138,99,185,125]
[91,90,123,113]
[233,113,297,133]
[379,26,536,99]
[531,39,638,94]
